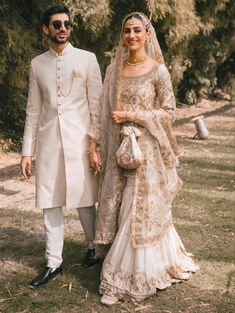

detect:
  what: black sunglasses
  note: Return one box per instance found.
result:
[50,20,72,30]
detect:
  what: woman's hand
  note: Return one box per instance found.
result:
[112,111,137,124]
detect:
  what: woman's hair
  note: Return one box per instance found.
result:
[41,5,70,26]
[122,13,151,32]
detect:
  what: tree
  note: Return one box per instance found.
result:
[0,0,234,148]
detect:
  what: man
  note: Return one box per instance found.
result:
[21,5,102,288]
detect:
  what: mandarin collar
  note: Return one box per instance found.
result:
[49,42,74,57]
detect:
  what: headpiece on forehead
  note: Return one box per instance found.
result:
[122,12,151,32]
[109,11,164,110]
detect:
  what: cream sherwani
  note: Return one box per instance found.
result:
[22,43,102,209]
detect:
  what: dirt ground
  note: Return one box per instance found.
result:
[0,99,234,313]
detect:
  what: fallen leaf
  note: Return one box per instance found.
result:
[68,282,72,292]
[135,304,152,311]
[59,284,67,288]
[81,290,89,303]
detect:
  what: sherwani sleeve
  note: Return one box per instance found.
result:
[22,62,42,156]
[87,53,102,145]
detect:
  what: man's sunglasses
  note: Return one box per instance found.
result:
[50,20,72,30]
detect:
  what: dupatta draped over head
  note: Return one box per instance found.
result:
[90,12,183,248]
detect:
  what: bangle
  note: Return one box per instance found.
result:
[89,138,96,144]
[132,112,137,122]
[86,149,96,155]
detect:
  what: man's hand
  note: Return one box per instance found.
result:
[21,156,32,180]
[88,141,101,175]
[89,150,101,175]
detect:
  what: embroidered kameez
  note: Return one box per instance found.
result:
[93,62,198,300]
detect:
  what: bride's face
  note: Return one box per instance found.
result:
[122,18,148,52]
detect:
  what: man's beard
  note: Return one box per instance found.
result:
[48,32,70,44]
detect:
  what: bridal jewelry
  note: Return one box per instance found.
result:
[126,55,148,65]
[129,16,136,24]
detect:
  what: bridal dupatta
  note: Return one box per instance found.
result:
[89,13,183,248]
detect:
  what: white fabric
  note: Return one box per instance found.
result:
[44,207,64,269]
[100,178,199,301]
[44,206,96,268]
[77,206,96,250]
[22,43,102,209]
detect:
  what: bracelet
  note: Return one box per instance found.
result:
[128,112,136,122]
[86,149,96,155]
[132,112,137,122]
[89,138,96,144]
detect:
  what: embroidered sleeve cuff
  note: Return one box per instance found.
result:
[87,129,100,145]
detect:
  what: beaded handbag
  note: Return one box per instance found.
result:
[116,125,144,170]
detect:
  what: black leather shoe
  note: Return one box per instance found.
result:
[82,249,99,268]
[29,266,62,288]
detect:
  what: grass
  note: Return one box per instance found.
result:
[0,104,234,313]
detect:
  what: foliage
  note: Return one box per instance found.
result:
[64,0,111,39]
[0,0,234,146]
[148,0,202,45]
[0,0,54,147]
[178,0,235,103]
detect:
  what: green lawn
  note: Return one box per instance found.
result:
[0,104,234,313]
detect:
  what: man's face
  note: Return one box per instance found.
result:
[43,13,72,45]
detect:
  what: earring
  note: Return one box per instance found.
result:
[121,39,126,47]
[145,39,149,49]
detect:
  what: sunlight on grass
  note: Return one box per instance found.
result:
[1,104,234,312]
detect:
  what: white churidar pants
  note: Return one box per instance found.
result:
[43,206,96,269]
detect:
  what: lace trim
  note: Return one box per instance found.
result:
[100,251,198,301]
[94,233,115,245]
[132,218,173,248]
[131,140,174,248]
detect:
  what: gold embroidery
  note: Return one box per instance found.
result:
[95,63,183,248]
[100,248,198,301]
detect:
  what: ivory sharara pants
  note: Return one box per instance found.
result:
[43,206,96,269]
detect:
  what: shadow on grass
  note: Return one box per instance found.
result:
[182,157,235,173]
[0,224,102,295]
[1,223,234,312]
[63,240,102,294]
[0,160,35,182]
[174,223,234,263]
[175,102,235,126]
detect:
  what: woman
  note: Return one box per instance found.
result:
[88,12,198,305]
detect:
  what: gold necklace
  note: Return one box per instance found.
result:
[126,55,148,66]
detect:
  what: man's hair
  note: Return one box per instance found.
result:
[41,5,70,26]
